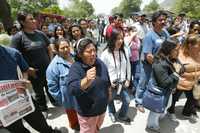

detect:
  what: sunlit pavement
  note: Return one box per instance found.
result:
[1,97,199,133]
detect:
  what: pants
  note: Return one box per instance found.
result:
[131,61,140,90]
[5,99,53,133]
[168,90,197,116]
[77,113,105,133]
[30,75,55,111]
[108,89,130,118]
[65,109,79,129]
[135,62,152,106]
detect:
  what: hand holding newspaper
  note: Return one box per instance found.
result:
[0,66,35,127]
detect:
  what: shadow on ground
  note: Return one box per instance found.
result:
[100,124,124,133]
[47,107,66,120]
[59,127,69,133]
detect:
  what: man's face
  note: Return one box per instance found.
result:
[153,15,167,30]
[114,17,123,27]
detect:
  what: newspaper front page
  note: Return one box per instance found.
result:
[0,80,35,127]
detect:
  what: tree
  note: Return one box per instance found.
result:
[111,0,142,17]
[143,0,160,13]
[7,0,58,18]
[0,0,59,33]
[172,0,200,19]
[0,0,13,33]
[41,4,64,15]
[63,0,94,18]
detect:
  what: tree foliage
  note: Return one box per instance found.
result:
[7,0,58,18]
[143,0,160,13]
[111,0,142,17]
[41,5,64,15]
[63,0,94,19]
[172,0,200,19]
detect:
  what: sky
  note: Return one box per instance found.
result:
[58,0,164,15]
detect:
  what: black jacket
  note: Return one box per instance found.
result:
[152,57,179,90]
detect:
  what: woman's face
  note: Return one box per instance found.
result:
[80,43,96,66]
[41,25,48,34]
[71,26,81,40]
[23,14,37,31]
[58,41,71,58]
[56,27,64,36]
[169,44,180,60]
[191,24,200,34]
[115,33,124,50]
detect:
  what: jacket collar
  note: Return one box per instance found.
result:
[55,55,72,67]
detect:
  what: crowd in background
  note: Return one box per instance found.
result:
[0,10,200,133]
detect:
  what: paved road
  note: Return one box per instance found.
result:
[1,97,199,133]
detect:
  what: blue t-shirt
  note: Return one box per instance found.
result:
[0,45,29,80]
[142,29,170,58]
[141,29,170,74]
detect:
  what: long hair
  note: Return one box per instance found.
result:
[17,11,31,29]
[156,38,178,59]
[182,34,200,56]
[106,28,125,53]
[54,25,66,40]
[68,24,85,41]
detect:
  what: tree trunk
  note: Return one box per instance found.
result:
[0,0,13,34]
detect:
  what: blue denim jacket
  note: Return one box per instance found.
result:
[46,55,75,109]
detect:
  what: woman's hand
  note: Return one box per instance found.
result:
[16,79,31,94]
[86,67,96,81]
[177,77,195,91]
[27,67,38,78]
[81,67,96,90]
[124,80,130,88]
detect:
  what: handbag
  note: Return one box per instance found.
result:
[193,67,200,100]
[142,82,167,113]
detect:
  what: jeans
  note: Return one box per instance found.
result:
[147,111,163,129]
[135,62,152,106]
[108,88,130,118]
[131,61,140,90]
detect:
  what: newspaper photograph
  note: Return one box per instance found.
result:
[0,80,35,127]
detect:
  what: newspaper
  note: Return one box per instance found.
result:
[0,80,35,127]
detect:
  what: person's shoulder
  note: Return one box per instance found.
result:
[2,45,19,54]
[35,30,46,36]
[70,61,82,69]
[12,31,23,40]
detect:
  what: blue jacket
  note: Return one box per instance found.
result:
[46,55,75,109]
[67,58,110,117]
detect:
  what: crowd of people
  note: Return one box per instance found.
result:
[0,10,200,133]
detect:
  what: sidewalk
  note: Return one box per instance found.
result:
[13,98,200,133]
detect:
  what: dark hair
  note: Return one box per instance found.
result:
[106,28,125,53]
[151,10,168,25]
[55,38,70,52]
[182,34,200,56]
[17,11,31,29]
[75,37,96,61]
[54,25,66,40]
[78,18,87,25]
[69,24,85,41]
[189,20,200,34]
[157,38,178,57]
